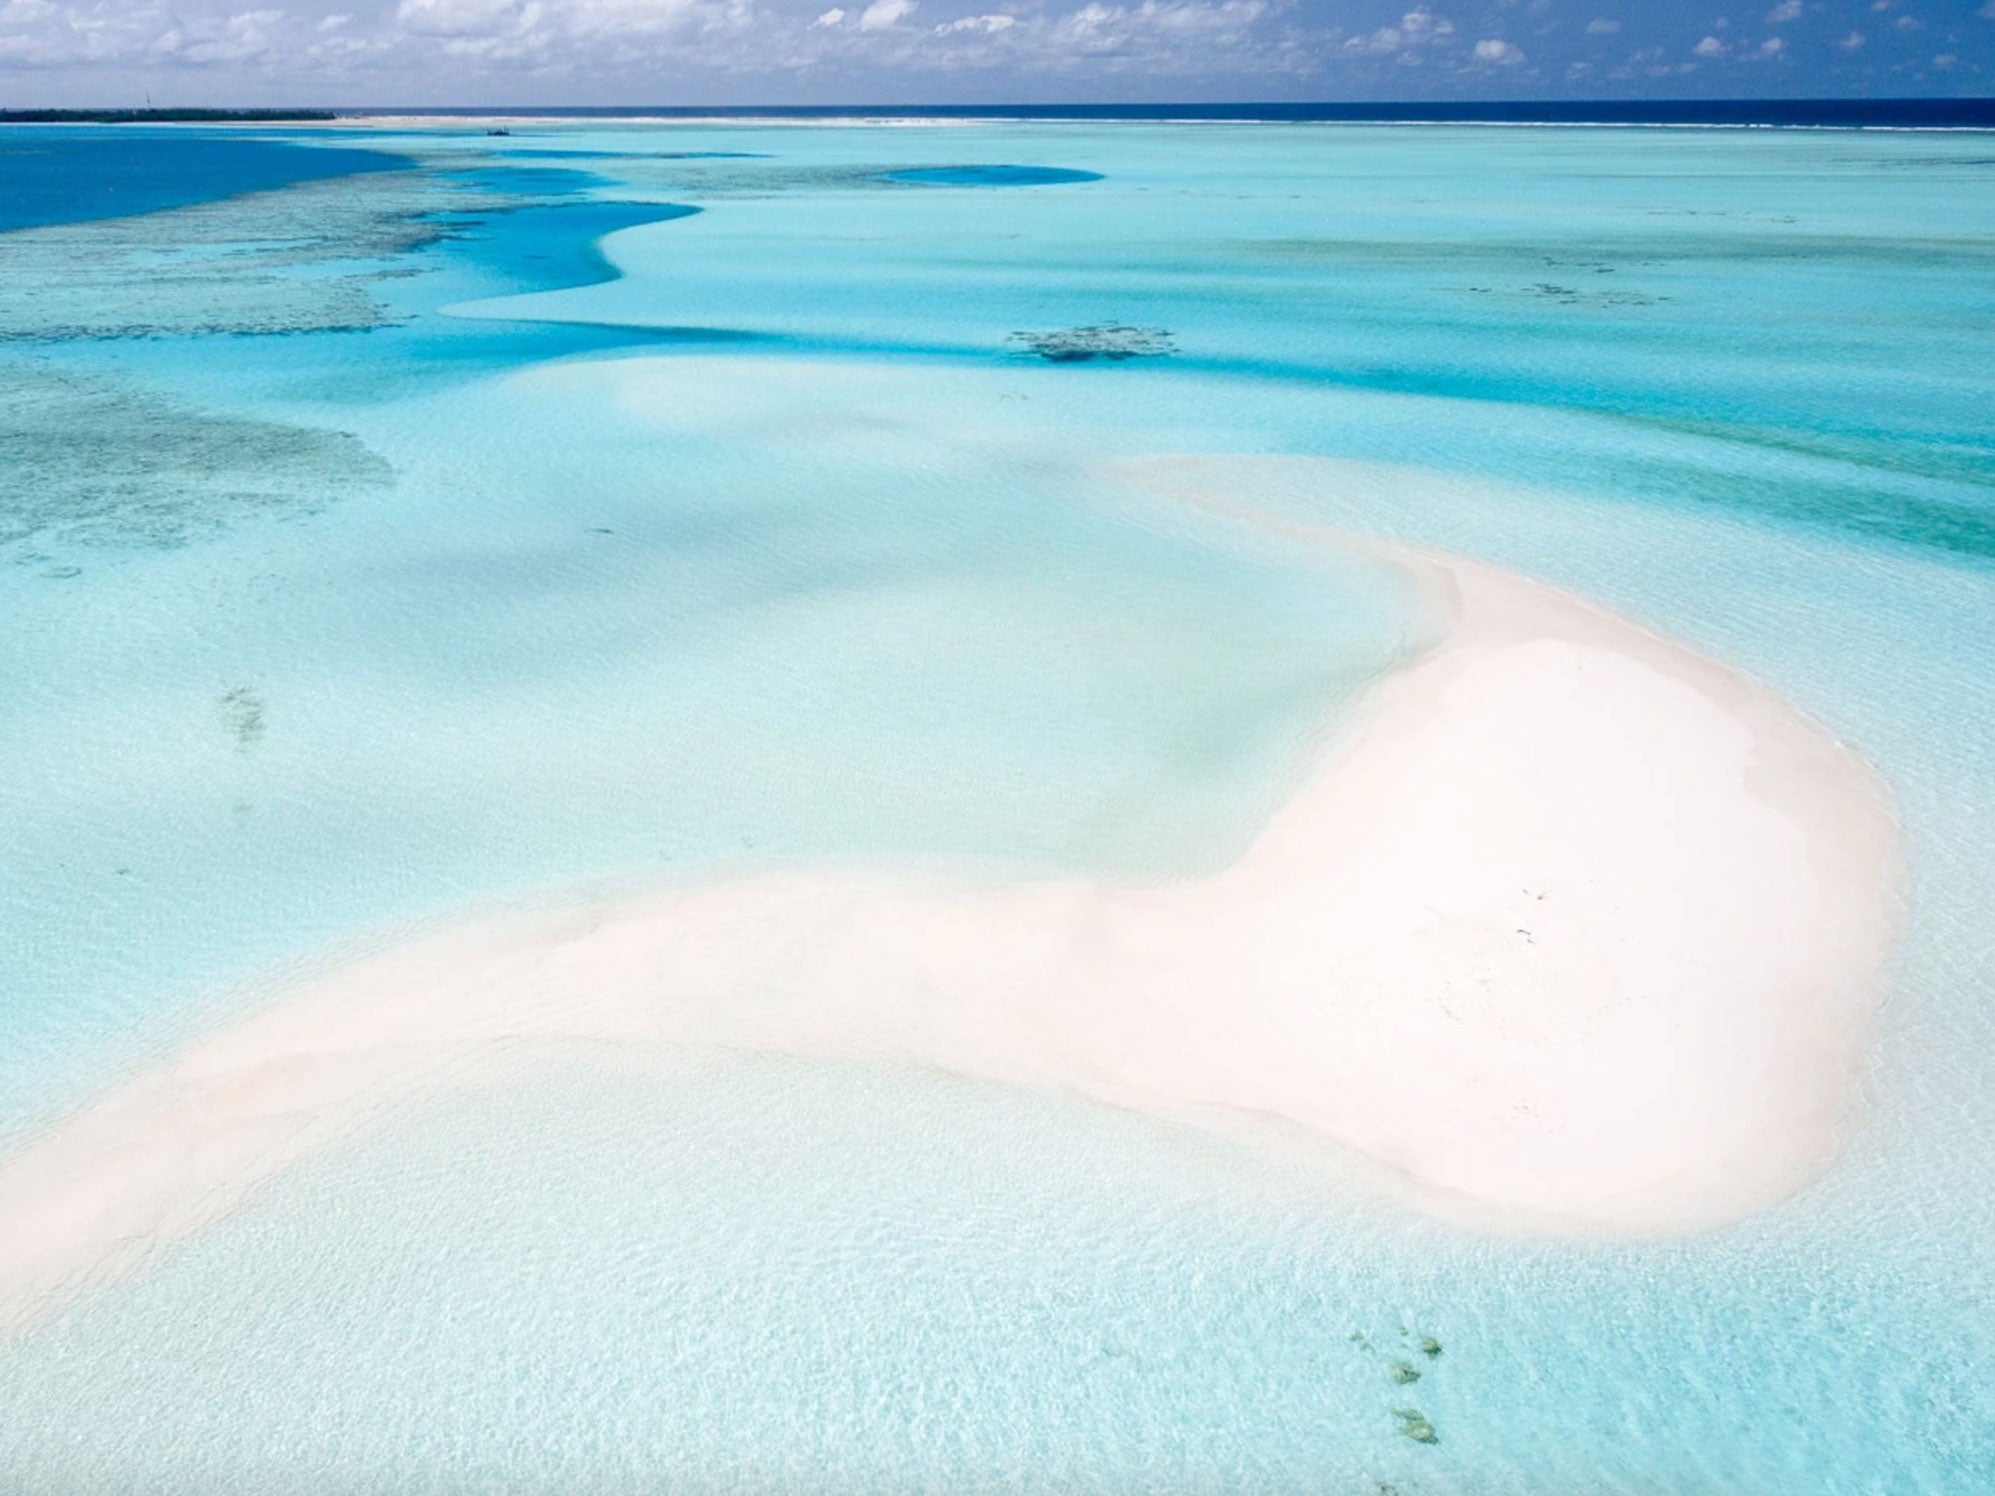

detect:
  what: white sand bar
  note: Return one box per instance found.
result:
[0,458,1900,1329]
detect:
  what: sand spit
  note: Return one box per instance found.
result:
[0,458,1899,1330]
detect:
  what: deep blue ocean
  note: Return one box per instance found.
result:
[0,127,408,232]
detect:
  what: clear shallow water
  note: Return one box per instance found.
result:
[1,122,1991,1491]
[1,1046,1981,1496]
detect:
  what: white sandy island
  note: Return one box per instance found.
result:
[0,456,1899,1331]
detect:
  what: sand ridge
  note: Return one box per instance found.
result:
[0,456,1900,1331]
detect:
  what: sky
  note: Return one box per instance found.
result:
[0,0,1989,109]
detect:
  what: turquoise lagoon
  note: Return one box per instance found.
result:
[1,121,1991,1492]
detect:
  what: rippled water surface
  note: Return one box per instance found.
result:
[1,120,1991,1492]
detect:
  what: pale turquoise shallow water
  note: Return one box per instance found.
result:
[0,122,1991,1492]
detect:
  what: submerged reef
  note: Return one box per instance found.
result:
[218,688,267,752]
[1241,227,1995,273]
[878,165,1104,188]
[1393,1408,1440,1445]
[1463,282,1670,309]
[0,364,391,564]
[1008,325,1175,363]
[0,148,614,343]
[0,173,428,342]
[1349,1326,1446,1446]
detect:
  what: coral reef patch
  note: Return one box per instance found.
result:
[879,165,1103,187]
[1,364,391,566]
[1007,325,1175,363]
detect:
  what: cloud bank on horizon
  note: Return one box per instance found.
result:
[0,0,1988,106]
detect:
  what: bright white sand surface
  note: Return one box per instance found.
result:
[0,457,1899,1330]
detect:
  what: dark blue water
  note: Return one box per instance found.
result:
[0,129,409,233]
[3,130,716,395]
[106,189,729,404]
[366,197,727,387]
[433,199,700,297]
[493,150,771,161]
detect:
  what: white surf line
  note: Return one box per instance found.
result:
[0,457,1900,1332]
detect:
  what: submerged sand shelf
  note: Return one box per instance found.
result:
[0,456,1900,1332]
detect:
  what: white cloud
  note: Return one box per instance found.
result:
[1584,16,1619,33]
[933,11,1012,31]
[1932,50,1955,66]
[126,5,288,64]
[381,0,757,70]
[1764,0,1800,21]
[857,0,914,28]
[0,0,1406,87]
[1758,33,1784,53]
[1893,12,1920,28]
[567,0,746,40]
[1472,36,1522,63]
[792,0,1301,77]
[912,0,1291,74]
[1057,0,1267,52]
[393,0,521,38]
[0,0,169,65]
[1342,7,1455,56]
[1838,28,1863,47]
[1692,34,1726,54]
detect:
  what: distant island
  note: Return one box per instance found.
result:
[0,109,336,124]
[6,100,1993,129]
